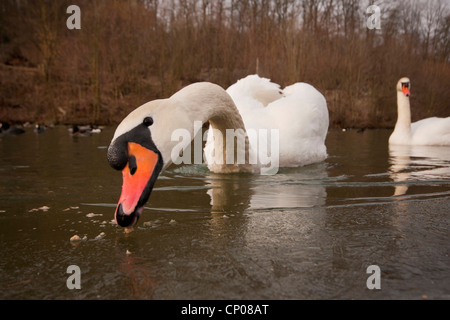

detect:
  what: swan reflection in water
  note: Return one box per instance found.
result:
[204,163,328,249]
[389,144,450,196]
[206,163,328,213]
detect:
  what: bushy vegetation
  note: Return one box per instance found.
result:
[1,0,449,127]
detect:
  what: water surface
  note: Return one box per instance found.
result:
[0,127,449,299]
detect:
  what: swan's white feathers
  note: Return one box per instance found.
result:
[223,75,329,167]
[226,74,282,107]
[411,117,450,145]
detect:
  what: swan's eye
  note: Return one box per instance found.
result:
[402,82,409,88]
[143,117,153,127]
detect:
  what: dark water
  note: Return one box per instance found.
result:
[0,126,449,299]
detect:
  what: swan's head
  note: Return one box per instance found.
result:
[397,77,410,97]
[107,94,197,228]
[107,82,239,227]
[107,103,166,228]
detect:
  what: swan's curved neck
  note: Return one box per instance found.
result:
[392,91,411,138]
[164,83,252,172]
[173,83,246,131]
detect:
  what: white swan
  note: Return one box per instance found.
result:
[107,78,328,228]
[205,75,329,169]
[389,77,450,146]
[108,82,253,227]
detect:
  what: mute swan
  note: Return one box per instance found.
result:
[108,82,250,227]
[206,75,329,168]
[107,79,329,228]
[389,77,450,146]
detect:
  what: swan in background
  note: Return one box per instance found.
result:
[389,77,450,146]
[205,75,329,168]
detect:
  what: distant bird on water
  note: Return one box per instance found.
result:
[34,124,46,134]
[0,123,25,135]
[69,124,102,136]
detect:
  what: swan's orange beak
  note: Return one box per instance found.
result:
[402,84,410,97]
[114,142,160,227]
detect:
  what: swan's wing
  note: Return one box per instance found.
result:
[277,83,329,139]
[223,76,330,168]
[264,83,329,166]
[226,74,281,136]
[411,117,450,146]
[226,74,282,108]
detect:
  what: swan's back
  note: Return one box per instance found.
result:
[270,83,329,166]
[411,117,450,146]
[280,82,329,139]
[225,75,329,167]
